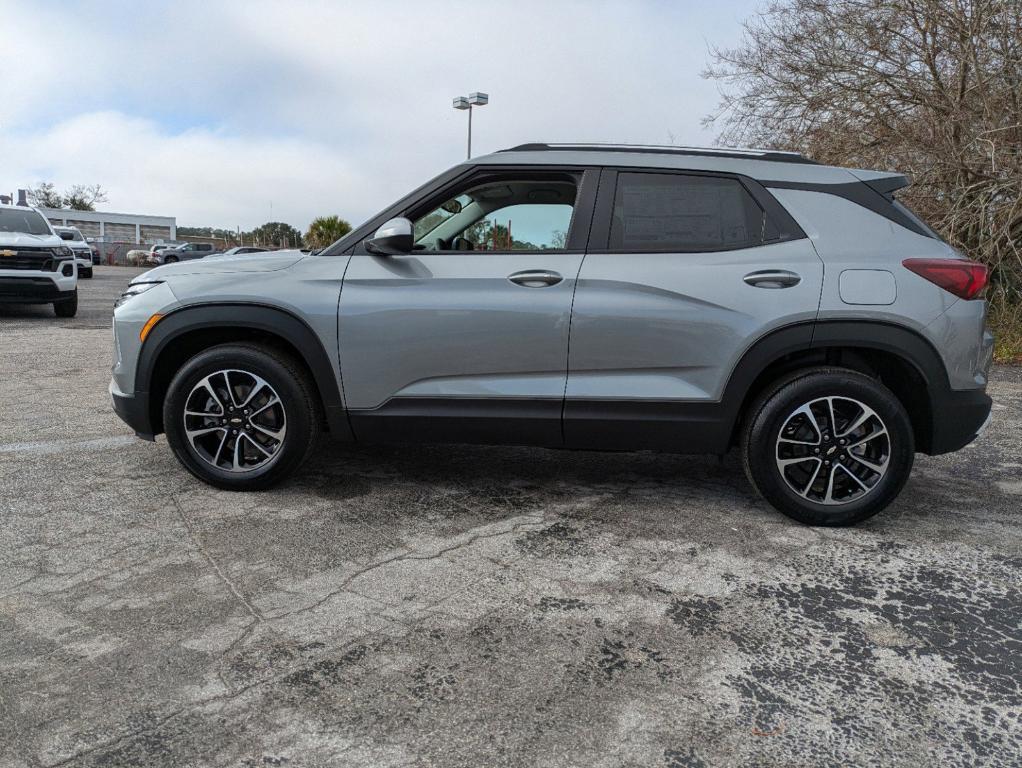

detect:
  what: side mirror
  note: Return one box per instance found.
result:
[366,217,413,256]
[59,231,74,241]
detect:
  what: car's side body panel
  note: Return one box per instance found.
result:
[770,187,990,390]
[565,238,824,403]
[338,250,585,409]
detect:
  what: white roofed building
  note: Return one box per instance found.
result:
[37,207,177,245]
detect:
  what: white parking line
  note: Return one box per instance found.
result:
[0,435,138,455]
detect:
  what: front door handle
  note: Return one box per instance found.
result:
[508,270,563,288]
[743,269,801,288]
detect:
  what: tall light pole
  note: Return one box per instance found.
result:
[452,92,488,159]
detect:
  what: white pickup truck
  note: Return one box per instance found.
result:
[0,203,78,317]
[53,225,95,278]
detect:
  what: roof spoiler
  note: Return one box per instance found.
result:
[848,169,910,198]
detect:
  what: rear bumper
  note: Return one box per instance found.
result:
[110,380,155,440]
[927,386,992,455]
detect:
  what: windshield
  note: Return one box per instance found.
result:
[413,193,472,240]
[0,208,51,236]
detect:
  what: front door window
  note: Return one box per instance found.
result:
[411,176,577,252]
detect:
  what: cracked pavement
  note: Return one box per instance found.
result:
[1,268,1021,767]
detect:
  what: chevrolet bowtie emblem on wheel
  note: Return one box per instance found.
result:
[0,249,16,257]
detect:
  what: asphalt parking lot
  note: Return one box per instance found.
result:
[1,268,1020,767]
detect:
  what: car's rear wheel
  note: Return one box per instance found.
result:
[53,289,78,318]
[741,367,914,526]
[163,344,321,490]
[164,255,178,263]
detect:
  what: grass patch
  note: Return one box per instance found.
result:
[990,299,1022,364]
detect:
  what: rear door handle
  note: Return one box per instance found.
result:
[508,270,563,288]
[743,269,801,288]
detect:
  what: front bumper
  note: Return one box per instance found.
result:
[928,386,993,455]
[110,379,155,440]
[0,275,75,304]
[110,280,180,439]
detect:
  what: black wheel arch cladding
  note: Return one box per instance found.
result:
[136,303,351,439]
[721,319,984,455]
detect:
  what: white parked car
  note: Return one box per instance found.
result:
[53,225,94,278]
[0,203,78,316]
[209,246,270,257]
[127,243,180,266]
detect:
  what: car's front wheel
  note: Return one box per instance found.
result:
[741,367,914,526]
[53,289,78,317]
[163,344,321,490]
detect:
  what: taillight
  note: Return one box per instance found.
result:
[902,258,988,300]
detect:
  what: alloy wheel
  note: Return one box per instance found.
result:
[775,396,890,505]
[183,369,287,472]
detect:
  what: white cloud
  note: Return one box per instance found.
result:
[0,0,761,230]
[1,112,372,228]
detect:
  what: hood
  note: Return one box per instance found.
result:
[0,231,63,248]
[137,249,307,280]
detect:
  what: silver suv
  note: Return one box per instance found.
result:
[111,144,993,526]
[151,242,219,264]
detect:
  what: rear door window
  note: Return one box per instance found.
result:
[610,172,766,252]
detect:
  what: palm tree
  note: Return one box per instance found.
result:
[305,215,352,249]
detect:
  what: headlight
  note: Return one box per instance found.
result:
[114,281,163,308]
[51,246,75,259]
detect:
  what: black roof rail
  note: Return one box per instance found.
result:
[499,142,818,165]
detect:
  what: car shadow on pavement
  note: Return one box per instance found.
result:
[0,304,58,319]
[279,440,774,537]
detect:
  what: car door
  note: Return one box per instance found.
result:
[564,168,823,452]
[339,166,598,446]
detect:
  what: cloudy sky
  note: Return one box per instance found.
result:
[0,0,760,231]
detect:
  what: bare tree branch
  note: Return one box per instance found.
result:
[703,0,1022,315]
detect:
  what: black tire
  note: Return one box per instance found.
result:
[163,255,178,263]
[53,289,78,318]
[163,344,321,490]
[741,367,914,526]
[81,268,93,279]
